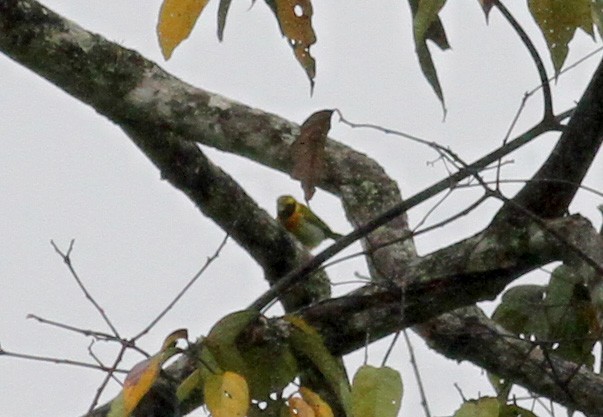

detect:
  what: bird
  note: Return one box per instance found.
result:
[276,195,343,249]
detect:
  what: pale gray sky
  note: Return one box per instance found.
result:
[1,1,602,416]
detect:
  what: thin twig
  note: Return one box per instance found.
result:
[87,344,127,413]
[320,194,489,271]
[50,240,120,338]
[0,346,126,373]
[133,234,229,340]
[250,109,565,311]
[402,330,432,417]
[88,340,123,386]
[495,0,553,121]
[27,314,116,341]
[381,331,400,367]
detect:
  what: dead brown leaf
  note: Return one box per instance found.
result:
[291,110,334,201]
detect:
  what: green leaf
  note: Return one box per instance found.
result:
[544,264,597,366]
[453,397,499,417]
[528,0,594,74]
[240,342,298,400]
[492,284,549,339]
[205,310,260,375]
[408,0,449,109]
[351,365,402,417]
[286,315,352,417]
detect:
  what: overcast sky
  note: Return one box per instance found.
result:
[1,1,602,416]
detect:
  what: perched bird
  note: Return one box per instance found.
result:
[276,195,343,249]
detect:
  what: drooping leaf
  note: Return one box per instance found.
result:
[289,397,316,417]
[409,0,449,109]
[177,346,222,406]
[109,330,188,417]
[204,310,260,375]
[286,315,352,417]
[492,284,549,339]
[122,356,163,415]
[493,267,598,368]
[157,0,210,59]
[239,340,299,400]
[300,387,335,417]
[290,110,334,201]
[528,0,593,74]
[453,397,499,417]
[350,365,402,417]
[204,371,250,417]
[477,0,496,21]
[544,264,598,366]
[217,0,233,41]
[270,0,317,89]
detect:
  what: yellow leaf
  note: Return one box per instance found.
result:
[300,387,334,417]
[157,0,210,59]
[204,371,250,417]
[122,356,162,415]
[528,0,593,74]
[289,397,316,417]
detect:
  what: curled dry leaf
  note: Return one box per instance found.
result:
[290,110,334,202]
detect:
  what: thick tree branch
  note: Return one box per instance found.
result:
[4,1,603,417]
[421,306,603,417]
[499,55,603,219]
[0,0,416,282]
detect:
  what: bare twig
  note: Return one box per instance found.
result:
[381,331,400,368]
[87,345,127,413]
[402,330,432,417]
[495,0,554,121]
[27,314,116,341]
[50,240,120,338]
[88,340,123,386]
[0,345,126,373]
[132,234,229,340]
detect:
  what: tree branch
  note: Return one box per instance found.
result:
[499,54,603,220]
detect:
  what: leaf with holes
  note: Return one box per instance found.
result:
[157,0,210,59]
[204,371,250,417]
[528,0,593,74]
[291,110,334,201]
[270,0,317,89]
